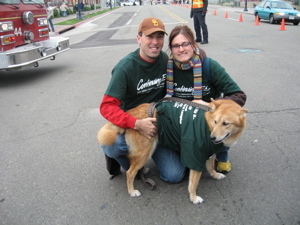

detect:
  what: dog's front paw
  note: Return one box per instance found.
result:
[191,196,204,204]
[130,190,141,197]
[214,172,226,180]
[210,172,226,180]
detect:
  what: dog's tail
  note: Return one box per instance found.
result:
[97,122,125,146]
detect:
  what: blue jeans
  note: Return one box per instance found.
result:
[102,134,186,183]
[48,18,54,32]
[216,146,229,162]
[62,11,67,17]
[77,9,83,19]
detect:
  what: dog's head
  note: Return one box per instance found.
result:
[206,98,248,147]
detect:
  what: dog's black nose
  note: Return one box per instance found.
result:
[210,136,216,141]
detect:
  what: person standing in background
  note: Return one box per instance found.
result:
[46,2,56,32]
[77,0,84,20]
[190,0,208,44]
[60,2,69,17]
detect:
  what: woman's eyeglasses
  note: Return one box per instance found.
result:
[171,42,191,50]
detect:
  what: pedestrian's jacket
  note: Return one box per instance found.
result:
[191,0,208,13]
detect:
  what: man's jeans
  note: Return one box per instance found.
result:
[48,18,54,32]
[77,9,83,19]
[102,134,186,183]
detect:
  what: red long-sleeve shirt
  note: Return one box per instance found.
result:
[100,95,137,129]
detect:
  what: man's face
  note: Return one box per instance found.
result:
[137,31,165,63]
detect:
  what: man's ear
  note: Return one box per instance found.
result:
[136,34,141,44]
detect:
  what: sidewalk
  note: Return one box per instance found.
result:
[52,5,254,35]
[52,7,110,35]
[209,5,254,15]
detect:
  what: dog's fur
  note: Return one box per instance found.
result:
[97,99,247,204]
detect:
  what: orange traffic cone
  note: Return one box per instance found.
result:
[213,9,217,15]
[225,12,228,18]
[254,16,260,25]
[238,14,243,22]
[279,18,286,30]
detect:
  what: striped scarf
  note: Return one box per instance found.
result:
[166,47,203,99]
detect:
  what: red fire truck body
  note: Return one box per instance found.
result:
[0,0,70,71]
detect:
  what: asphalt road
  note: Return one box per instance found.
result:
[1,4,299,225]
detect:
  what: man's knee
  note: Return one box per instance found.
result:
[102,134,128,158]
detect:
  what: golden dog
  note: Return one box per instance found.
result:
[97,98,247,204]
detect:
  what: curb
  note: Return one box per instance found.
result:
[54,9,115,35]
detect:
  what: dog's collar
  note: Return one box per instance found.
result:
[147,102,157,118]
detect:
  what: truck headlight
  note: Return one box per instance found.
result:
[37,18,48,26]
[0,22,14,32]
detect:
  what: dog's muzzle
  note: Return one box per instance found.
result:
[210,133,230,144]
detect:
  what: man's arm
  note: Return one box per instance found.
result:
[100,95,157,139]
[100,95,136,129]
[202,0,208,15]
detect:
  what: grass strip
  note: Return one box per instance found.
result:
[55,8,115,25]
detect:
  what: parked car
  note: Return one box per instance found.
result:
[254,0,300,25]
[122,1,140,6]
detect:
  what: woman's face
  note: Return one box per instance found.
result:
[170,34,194,63]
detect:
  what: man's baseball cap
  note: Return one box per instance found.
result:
[138,17,167,36]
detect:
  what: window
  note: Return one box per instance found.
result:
[22,0,45,4]
[0,0,20,4]
[264,1,271,8]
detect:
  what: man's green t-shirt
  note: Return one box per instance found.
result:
[105,49,168,111]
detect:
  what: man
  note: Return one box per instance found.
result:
[100,18,186,183]
[46,2,56,32]
[190,0,208,44]
[77,0,84,20]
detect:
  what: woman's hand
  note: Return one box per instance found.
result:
[192,99,209,106]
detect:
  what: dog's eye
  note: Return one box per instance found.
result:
[223,121,229,126]
[214,120,217,124]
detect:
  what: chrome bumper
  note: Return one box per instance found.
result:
[0,36,70,71]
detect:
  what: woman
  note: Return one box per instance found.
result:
[166,25,247,173]
[60,3,68,17]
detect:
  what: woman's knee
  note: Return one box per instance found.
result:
[160,166,186,183]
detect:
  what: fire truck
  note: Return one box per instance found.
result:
[0,0,70,71]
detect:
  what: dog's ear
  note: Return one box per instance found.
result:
[239,109,248,118]
[210,98,221,112]
[209,98,217,112]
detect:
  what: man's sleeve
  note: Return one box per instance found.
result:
[100,95,137,129]
[203,0,208,14]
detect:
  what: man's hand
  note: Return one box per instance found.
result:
[134,118,157,139]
